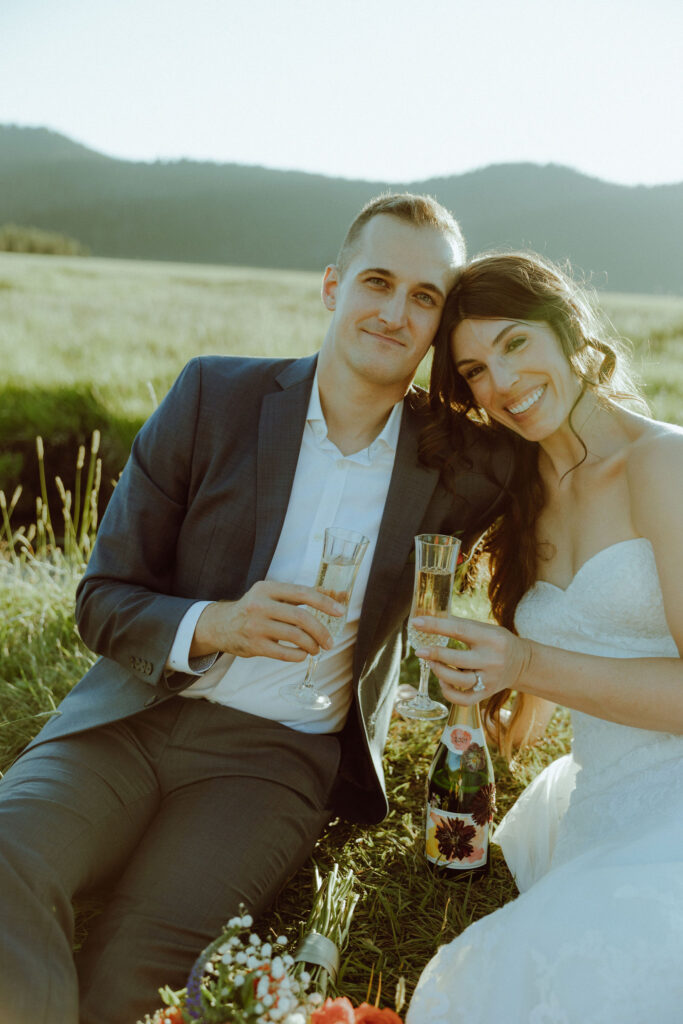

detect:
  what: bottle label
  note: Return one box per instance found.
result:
[426,719,493,871]
[425,805,489,870]
[439,722,486,755]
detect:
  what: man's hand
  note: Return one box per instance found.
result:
[189,581,345,662]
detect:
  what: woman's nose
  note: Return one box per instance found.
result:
[490,360,520,391]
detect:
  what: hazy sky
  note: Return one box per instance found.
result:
[3,0,682,186]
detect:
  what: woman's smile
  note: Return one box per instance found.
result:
[506,384,546,417]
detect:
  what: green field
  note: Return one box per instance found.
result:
[1,250,682,427]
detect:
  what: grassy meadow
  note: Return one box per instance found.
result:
[1,250,682,425]
[0,251,681,1012]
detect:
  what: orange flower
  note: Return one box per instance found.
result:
[311,996,356,1024]
[354,1003,404,1023]
[150,1009,184,1024]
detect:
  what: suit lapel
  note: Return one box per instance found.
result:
[245,356,317,588]
[353,398,439,676]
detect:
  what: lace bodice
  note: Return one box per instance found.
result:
[515,538,680,776]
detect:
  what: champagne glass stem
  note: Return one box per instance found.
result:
[301,652,322,691]
[417,656,432,699]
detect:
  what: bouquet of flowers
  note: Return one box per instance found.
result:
[138,864,404,1024]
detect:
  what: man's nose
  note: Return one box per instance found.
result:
[378,289,408,328]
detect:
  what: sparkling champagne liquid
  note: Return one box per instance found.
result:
[408,568,452,649]
[311,557,353,638]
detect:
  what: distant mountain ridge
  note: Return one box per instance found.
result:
[1,125,682,295]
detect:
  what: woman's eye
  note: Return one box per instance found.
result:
[506,335,526,352]
[415,292,436,306]
[464,365,484,381]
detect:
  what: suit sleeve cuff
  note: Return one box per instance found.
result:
[166,601,218,675]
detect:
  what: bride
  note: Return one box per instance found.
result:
[406,252,683,1023]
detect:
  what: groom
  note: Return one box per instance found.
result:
[0,193,511,1024]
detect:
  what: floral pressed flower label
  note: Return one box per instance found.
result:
[425,723,495,871]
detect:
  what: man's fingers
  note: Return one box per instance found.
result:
[257,640,309,663]
[267,619,329,656]
[264,582,345,617]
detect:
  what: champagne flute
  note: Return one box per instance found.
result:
[395,533,460,721]
[280,527,369,711]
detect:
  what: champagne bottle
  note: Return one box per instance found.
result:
[424,701,496,880]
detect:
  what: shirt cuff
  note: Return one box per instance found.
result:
[166,601,218,675]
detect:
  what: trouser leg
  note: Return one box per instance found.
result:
[77,701,341,1024]
[0,715,168,1024]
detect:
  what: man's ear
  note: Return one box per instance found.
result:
[321,265,339,311]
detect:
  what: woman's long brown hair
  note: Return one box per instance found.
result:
[421,252,645,755]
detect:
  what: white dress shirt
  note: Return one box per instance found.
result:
[169,375,402,732]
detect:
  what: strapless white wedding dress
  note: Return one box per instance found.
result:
[407,539,683,1024]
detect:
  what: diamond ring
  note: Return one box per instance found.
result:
[473,671,485,693]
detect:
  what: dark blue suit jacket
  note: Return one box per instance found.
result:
[26,354,512,823]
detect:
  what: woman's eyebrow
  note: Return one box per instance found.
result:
[455,323,518,368]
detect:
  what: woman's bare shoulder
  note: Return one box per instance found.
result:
[625,417,683,470]
[623,418,683,533]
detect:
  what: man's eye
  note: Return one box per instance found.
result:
[366,277,388,288]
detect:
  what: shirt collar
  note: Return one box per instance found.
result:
[306,370,403,460]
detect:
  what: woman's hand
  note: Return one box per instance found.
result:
[413,614,532,705]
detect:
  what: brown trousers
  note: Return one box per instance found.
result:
[0,697,340,1024]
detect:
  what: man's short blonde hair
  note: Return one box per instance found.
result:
[336,192,466,275]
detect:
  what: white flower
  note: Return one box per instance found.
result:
[309,993,324,1006]
[282,954,295,968]
[241,914,254,927]
[260,942,273,959]
[235,951,247,964]
[262,993,274,1008]
[283,1013,307,1024]
[270,956,285,980]
[220,951,233,965]
[276,935,288,946]
[299,971,310,985]
[234,974,244,987]
[256,974,271,999]
[250,933,261,946]
[246,955,260,969]
[277,993,296,1014]
[227,916,242,928]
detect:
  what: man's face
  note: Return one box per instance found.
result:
[321,215,461,394]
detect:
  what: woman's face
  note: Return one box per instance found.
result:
[450,317,582,442]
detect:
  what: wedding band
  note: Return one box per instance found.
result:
[473,671,485,692]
